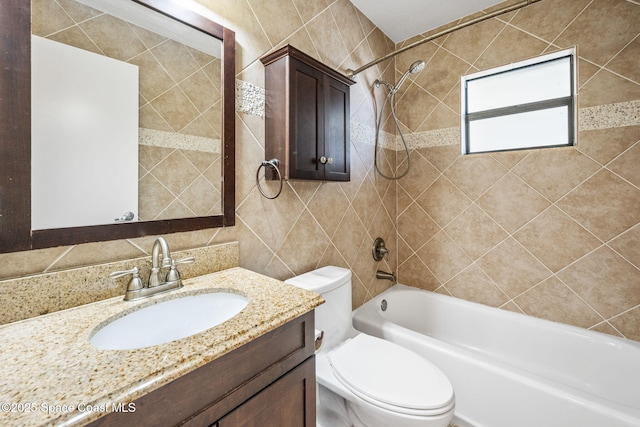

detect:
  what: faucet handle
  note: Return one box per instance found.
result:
[109,266,145,291]
[165,257,195,283]
[174,256,195,265]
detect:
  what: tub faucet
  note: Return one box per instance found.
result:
[376,270,396,284]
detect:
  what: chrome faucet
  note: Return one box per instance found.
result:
[109,237,194,301]
[149,236,172,287]
[376,270,396,284]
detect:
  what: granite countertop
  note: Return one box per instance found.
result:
[0,267,323,427]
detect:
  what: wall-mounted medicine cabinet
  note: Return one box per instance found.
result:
[260,45,355,182]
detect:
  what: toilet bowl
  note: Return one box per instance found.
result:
[285,266,454,427]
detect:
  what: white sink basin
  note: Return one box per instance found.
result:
[90,292,248,350]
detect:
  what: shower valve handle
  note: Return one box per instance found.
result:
[372,237,389,261]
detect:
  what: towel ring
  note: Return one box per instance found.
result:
[256,159,283,199]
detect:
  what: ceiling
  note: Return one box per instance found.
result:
[349,0,506,43]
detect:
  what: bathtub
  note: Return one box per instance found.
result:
[352,284,640,427]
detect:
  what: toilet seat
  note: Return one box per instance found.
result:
[327,334,454,416]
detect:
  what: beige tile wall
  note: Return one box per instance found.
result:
[5,0,638,343]
[3,0,396,312]
[393,0,640,341]
[214,0,399,307]
[139,145,221,220]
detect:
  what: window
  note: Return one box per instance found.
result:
[461,48,576,154]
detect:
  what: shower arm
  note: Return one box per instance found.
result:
[346,0,541,77]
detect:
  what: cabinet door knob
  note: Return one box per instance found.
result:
[319,156,333,165]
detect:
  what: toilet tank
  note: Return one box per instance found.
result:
[285,266,353,352]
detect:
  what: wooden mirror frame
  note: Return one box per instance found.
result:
[0,0,235,253]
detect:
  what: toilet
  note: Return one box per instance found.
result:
[285,266,455,427]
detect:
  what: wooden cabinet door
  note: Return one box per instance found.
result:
[289,57,350,181]
[290,59,323,180]
[218,357,316,427]
[323,76,350,181]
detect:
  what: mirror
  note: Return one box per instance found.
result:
[0,0,235,253]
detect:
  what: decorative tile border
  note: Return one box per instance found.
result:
[235,78,640,150]
[578,100,640,131]
[352,122,460,150]
[139,128,221,153]
[351,100,640,151]
[236,80,265,118]
[351,121,398,150]
[405,126,460,149]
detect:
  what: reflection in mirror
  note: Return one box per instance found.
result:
[31,0,223,229]
[0,0,234,253]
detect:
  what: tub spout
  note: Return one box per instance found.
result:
[376,270,396,284]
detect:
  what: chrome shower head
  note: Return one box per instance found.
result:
[393,59,425,93]
[409,60,425,74]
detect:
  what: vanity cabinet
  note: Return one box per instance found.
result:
[216,358,313,426]
[260,45,355,182]
[88,311,315,427]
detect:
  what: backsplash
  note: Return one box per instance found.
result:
[0,241,238,325]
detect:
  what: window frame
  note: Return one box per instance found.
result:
[461,48,577,155]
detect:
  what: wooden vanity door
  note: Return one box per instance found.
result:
[217,357,315,427]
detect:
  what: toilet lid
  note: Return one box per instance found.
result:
[327,334,454,413]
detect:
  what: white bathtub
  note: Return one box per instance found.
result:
[352,284,640,427]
